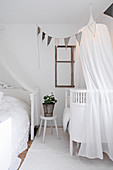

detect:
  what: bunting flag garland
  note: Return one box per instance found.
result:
[42,32,46,41]
[64,37,70,47]
[55,38,59,47]
[75,31,82,45]
[37,26,82,47]
[37,25,84,46]
[37,7,101,47]
[37,26,41,35]
[37,26,83,47]
[36,4,105,47]
[37,25,85,47]
[47,36,52,46]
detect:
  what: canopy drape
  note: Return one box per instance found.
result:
[0,29,36,92]
[0,28,39,126]
[76,20,113,160]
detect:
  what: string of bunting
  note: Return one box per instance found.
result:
[37,26,83,47]
[37,18,98,47]
[37,4,107,47]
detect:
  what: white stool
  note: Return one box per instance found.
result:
[38,115,59,142]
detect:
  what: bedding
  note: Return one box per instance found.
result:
[0,95,30,170]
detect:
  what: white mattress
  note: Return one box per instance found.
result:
[0,96,30,170]
[63,104,86,142]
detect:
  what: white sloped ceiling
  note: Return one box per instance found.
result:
[0,0,112,24]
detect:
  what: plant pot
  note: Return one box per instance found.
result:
[43,103,55,117]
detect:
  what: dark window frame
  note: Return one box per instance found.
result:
[55,45,75,88]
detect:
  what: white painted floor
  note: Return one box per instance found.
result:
[20,128,113,170]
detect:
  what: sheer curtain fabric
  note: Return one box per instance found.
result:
[75,23,113,160]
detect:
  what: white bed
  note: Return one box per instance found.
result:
[0,82,40,170]
[63,88,87,155]
[0,95,30,170]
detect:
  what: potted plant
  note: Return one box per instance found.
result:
[43,92,57,117]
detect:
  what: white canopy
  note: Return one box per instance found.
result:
[75,16,113,160]
[0,28,37,92]
[0,28,39,128]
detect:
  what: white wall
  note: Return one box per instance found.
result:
[1,14,113,125]
[3,24,38,86]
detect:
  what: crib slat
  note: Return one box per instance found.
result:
[80,92,82,103]
[75,92,77,103]
[70,89,87,105]
[83,93,84,103]
[82,93,83,103]
[77,93,79,103]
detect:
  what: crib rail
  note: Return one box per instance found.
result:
[65,89,87,108]
[70,89,87,106]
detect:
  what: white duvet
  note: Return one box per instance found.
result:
[0,96,30,169]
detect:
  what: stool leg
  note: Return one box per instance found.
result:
[38,119,43,137]
[51,120,53,134]
[42,120,47,142]
[54,119,59,139]
[70,137,73,156]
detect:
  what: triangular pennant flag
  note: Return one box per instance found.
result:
[64,37,70,47]
[104,3,113,18]
[42,32,46,41]
[75,32,82,45]
[55,38,59,47]
[47,36,52,46]
[37,26,41,35]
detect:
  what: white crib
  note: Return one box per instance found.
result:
[64,88,87,156]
